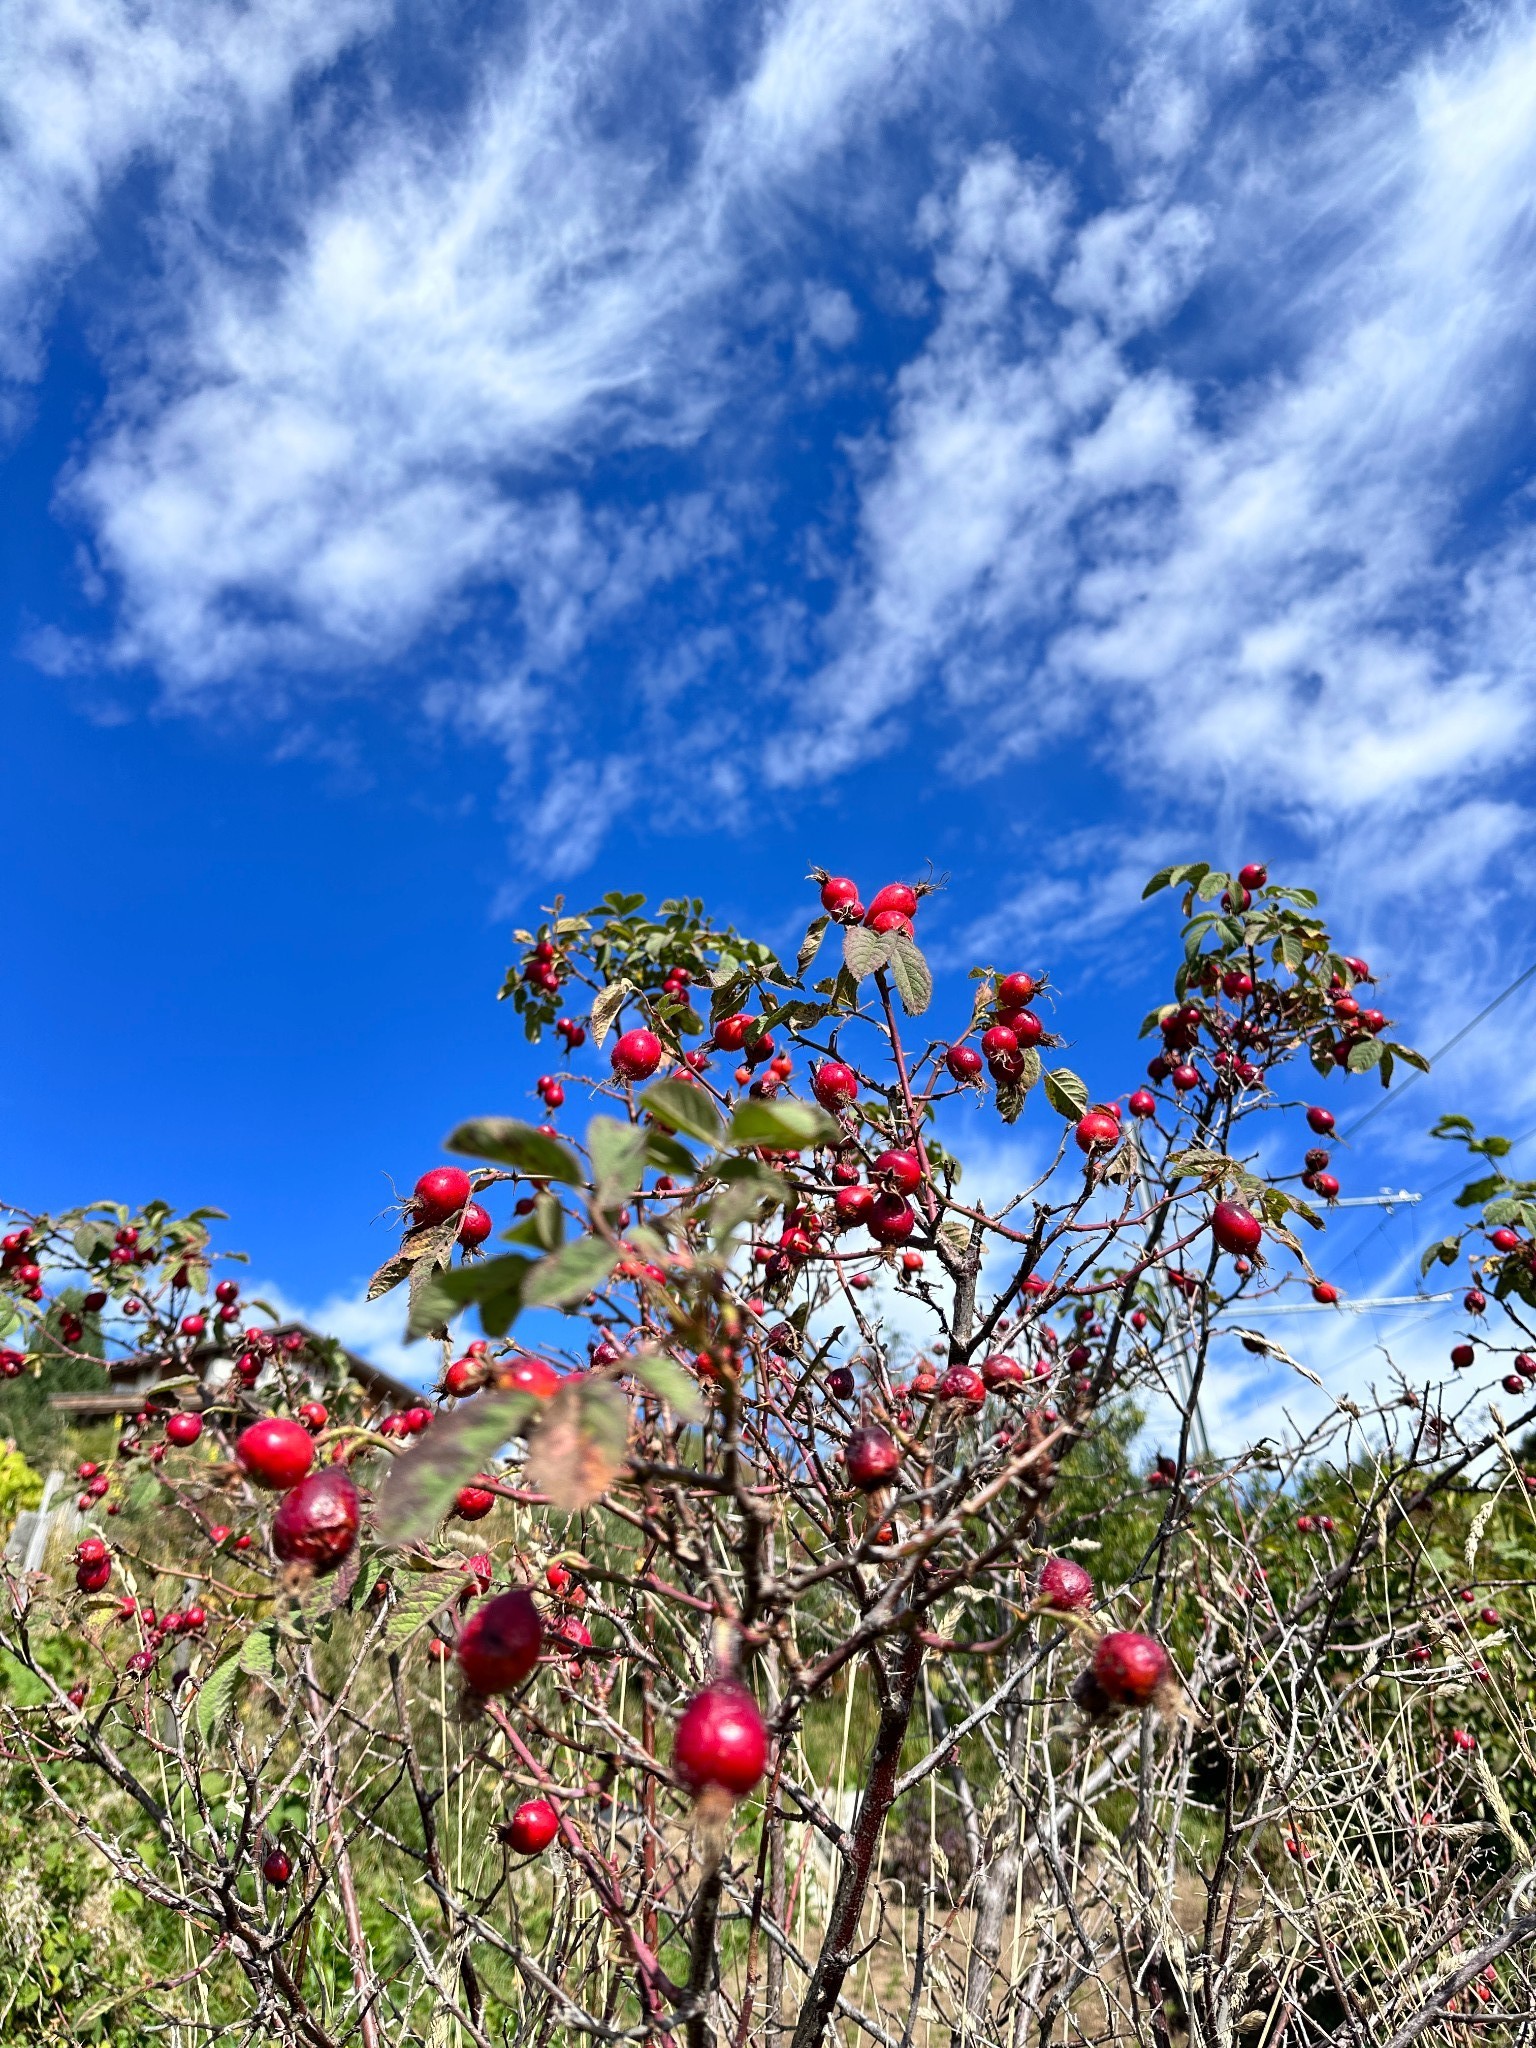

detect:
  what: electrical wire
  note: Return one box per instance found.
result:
[1342,960,1536,1140]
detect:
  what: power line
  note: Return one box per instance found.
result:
[1217,1291,1454,1317]
[1343,961,1536,1141]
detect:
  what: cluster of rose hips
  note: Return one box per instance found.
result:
[446,1584,771,1840]
[410,1166,492,1247]
[709,1007,789,1090]
[520,937,565,997]
[1319,963,1390,1070]
[841,1425,1172,1717]
[234,1418,362,1571]
[1136,865,1384,1099]
[126,1597,209,1675]
[968,971,1050,1085]
[1,1227,45,1301]
[816,872,923,936]
[232,1322,308,1388]
[379,1403,434,1439]
[1496,1351,1536,1395]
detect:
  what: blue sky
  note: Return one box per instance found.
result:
[6,0,1536,1427]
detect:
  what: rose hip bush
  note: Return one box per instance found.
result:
[3,861,1536,2046]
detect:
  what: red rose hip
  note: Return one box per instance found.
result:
[505,1797,560,1855]
[457,1588,543,1694]
[863,882,918,925]
[1091,1631,1171,1709]
[938,1364,986,1408]
[1039,1556,1095,1612]
[820,876,862,918]
[235,1418,315,1491]
[413,1166,473,1226]
[873,1147,922,1194]
[844,1425,900,1491]
[812,1061,859,1111]
[1075,1109,1121,1153]
[980,1353,1027,1389]
[611,1028,663,1080]
[866,1194,915,1245]
[673,1681,769,1799]
[1210,1201,1262,1257]
[458,1201,493,1247]
[271,1467,361,1573]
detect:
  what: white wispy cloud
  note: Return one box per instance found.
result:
[10,0,1536,941]
[779,4,1536,864]
[43,0,990,698]
[0,0,387,393]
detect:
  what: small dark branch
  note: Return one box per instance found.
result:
[789,1631,926,2048]
[684,1857,725,2048]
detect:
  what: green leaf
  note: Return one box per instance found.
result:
[1142,866,1177,899]
[239,1624,279,1679]
[1042,1068,1089,1122]
[1421,1236,1463,1276]
[373,1389,539,1546]
[590,977,636,1048]
[797,916,830,977]
[706,1164,788,1242]
[525,1376,630,1510]
[195,1653,245,1742]
[382,1571,465,1651]
[628,1352,704,1422]
[726,1099,840,1151]
[887,935,933,1017]
[522,1236,619,1309]
[445,1119,582,1184]
[842,925,891,981]
[588,1116,648,1211]
[643,1130,700,1177]
[503,1191,566,1251]
[352,1552,390,1611]
[72,1221,114,1263]
[643,1078,724,1145]
[367,1252,414,1302]
[407,1255,532,1339]
[1346,1037,1385,1074]
[1194,869,1227,902]
[710,971,750,1023]
[1168,1147,1237,1185]
[938,1217,972,1259]
[1385,1041,1432,1074]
